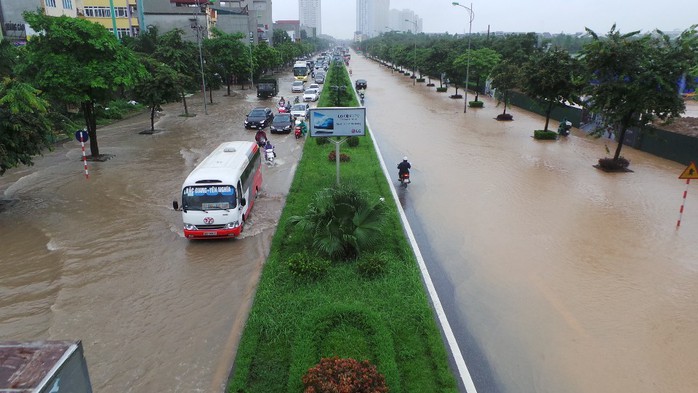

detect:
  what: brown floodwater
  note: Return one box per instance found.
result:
[351,52,698,393]
[0,77,304,392]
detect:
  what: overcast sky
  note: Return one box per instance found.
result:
[273,0,696,39]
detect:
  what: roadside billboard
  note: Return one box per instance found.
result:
[308,107,366,137]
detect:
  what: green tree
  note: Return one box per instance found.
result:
[205,29,249,95]
[254,41,280,75]
[0,77,54,174]
[154,29,199,116]
[19,12,145,158]
[454,47,501,101]
[521,47,581,130]
[581,25,698,163]
[133,56,181,132]
[490,59,522,118]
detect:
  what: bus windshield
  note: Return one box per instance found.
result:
[182,185,236,211]
[293,67,308,77]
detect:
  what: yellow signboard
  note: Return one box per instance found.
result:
[679,162,698,179]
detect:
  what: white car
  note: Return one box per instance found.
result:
[290,103,310,119]
[291,80,305,93]
[308,83,321,91]
[303,88,320,102]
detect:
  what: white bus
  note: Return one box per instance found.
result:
[173,141,263,239]
[293,60,310,82]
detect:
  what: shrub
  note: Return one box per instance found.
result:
[357,251,390,278]
[533,130,558,140]
[449,94,463,99]
[328,151,351,162]
[288,185,387,261]
[468,100,484,108]
[436,87,447,92]
[302,357,388,393]
[416,78,425,83]
[496,113,513,121]
[286,252,330,280]
[426,83,435,87]
[316,137,331,145]
[598,156,630,170]
[347,136,360,147]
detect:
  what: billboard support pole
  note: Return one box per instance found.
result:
[334,137,347,186]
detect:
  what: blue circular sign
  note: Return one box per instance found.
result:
[75,130,89,142]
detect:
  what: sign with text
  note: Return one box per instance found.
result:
[308,107,366,137]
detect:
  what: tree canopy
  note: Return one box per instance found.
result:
[581,25,698,160]
[18,11,145,158]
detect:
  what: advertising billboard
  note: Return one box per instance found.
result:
[308,107,366,137]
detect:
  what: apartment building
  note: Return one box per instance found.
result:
[298,0,320,37]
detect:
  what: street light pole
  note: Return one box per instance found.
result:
[191,2,207,115]
[248,32,254,89]
[452,2,474,113]
[405,18,418,86]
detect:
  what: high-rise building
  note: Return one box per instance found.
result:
[356,0,389,39]
[299,0,321,36]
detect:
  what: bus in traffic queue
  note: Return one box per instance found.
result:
[293,61,310,82]
[173,141,262,239]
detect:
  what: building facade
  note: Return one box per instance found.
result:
[356,0,388,39]
[80,0,139,38]
[0,0,81,44]
[298,0,320,37]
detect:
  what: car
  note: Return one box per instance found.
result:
[290,103,310,119]
[303,88,320,102]
[314,75,325,84]
[244,107,274,129]
[270,113,294,134]
[308,83,321,91]
[291,80,305,93]
[355,79,367,90]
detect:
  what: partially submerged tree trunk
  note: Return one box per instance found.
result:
[81,101,99,158]
[544,101,554,131]
[150,105,156,131]
[181,91,189,116]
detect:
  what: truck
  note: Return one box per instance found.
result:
[256,78,278,98]
[0,341,94,393]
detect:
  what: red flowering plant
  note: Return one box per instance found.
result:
[302,356,389,393]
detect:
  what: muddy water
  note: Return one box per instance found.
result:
[0,75,303,392]
[352,53,698,392]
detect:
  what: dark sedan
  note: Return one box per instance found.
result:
[270,113,293,134]
[244,107,274,129]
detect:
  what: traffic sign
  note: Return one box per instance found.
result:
[75,130,89,143]
[679,162,698,179]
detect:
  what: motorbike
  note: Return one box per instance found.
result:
[265,146,275,165]
[558,120,572,137]
[294,126,303,139]
[398,172,411,188]
[359,91,365,105]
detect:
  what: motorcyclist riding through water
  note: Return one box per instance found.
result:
[397,156,411,185]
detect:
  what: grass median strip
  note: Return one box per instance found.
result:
[226,63,458,392]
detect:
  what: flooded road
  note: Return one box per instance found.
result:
[0,75,303,392]
[352,52,698,392]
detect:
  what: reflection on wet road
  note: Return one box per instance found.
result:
[352,51,698,393]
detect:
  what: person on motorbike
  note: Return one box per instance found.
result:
[264,140,276,157]
[255,130,267,147]
[278,97,285,108]
[397,156,411,181]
